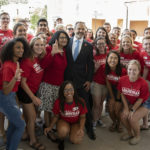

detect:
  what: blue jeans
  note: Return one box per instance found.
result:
[0,90,25,150]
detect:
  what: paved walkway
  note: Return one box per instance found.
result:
[18,115,150,150]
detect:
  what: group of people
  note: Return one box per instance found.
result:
[0,11,150,150]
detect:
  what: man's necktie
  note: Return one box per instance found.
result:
[73,40,80,61]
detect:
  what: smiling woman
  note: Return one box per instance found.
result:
[0,37,30,150]
[118,60,150,145]
[37,30,69,135]
[44,81,87,150]
[13,22,27,40]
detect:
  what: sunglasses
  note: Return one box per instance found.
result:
[67,28,73,30]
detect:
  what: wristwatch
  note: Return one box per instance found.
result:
[130,108,135,113]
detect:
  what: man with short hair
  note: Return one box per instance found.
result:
[0,12,13,50]
[112,27,121,44]
[66,24,74,37]
[65,21,95,140]
[37,18,51,44]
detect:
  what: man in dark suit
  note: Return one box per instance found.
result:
[64,21,95,140]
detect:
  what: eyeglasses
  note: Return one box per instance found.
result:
[64,88,74,93]
[59,36,67,40]
[67,28,73,30]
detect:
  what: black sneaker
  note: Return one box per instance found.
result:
[58,140,64,150]
[87,130,96,140]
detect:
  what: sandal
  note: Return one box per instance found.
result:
[140,125,150,130]
[47,131,59,143]
[30,142,46,150]
[109,123,117,132]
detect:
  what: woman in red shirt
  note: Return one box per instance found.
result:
[91,37,107,129]
[118,60,150,145]
[17,37,45,150]
[44,81,87,150]
[0,37,30,150]
[105,51,126,132]
[38,31,69,131]
[119,35,142,70]
[85,29,94,43]
[95,27,112,51]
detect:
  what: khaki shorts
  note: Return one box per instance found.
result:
[91,82,107,97]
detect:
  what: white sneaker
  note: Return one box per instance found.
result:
[92,122,97,130]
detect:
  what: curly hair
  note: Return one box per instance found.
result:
[0,37,31,64]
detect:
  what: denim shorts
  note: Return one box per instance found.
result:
[142,96,150,109]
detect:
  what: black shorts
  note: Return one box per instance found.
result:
[17,87,33,104]
[107,85,121,102]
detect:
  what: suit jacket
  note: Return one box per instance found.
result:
[64,38,94,89]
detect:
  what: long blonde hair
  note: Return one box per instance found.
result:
[119,35,134,54]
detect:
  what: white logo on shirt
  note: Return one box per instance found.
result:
[122,87,140,97]
[107,74,120,81]
[33,63,43,73]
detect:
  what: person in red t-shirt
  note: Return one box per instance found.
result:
[130,30,142,51]
[0,12,13,51]
[13,22,27,40]
[140,36,150,130]
[44,81,87,150]
[95,27,112,51]
[37,31,69,131]
[105,51,126,133]
[17,18,34,42]
[118,60,150,145]
[85,29,94,43]
[119,35,143,72]
[91,37,107,129]
[109,33,119,51]
[0,37,30,150]
[103,22,111,34]
[36,18,51,44]
[17,37,45,150]
[112,27,121,44]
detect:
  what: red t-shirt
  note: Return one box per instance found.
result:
[86,38,93,43]
[27,33,34,42]
[118,75,149,105]
[106,68,127,86]
[0,29,13,50]
[140,51,150,81]
[94,54,107,66]
[47,36,51,44]
[93,64,106,85]
[134,41,142,52]
[0,61,20,92]
[117,39,120,44]
[53,99,87,124]
[120,51,142,67]
[21,58,44,93]
[40,45,67,86]
[111,45,119,51]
